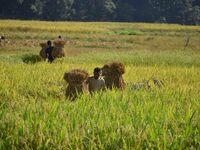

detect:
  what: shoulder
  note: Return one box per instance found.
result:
[99,77,104,80]
[98,78,105,82]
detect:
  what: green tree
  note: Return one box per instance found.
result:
[72,0,116,21]
[42,0,74,20]
[115,0,135,22]
[150,0,200,25]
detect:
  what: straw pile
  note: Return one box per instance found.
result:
[109,62,125,76]
[52,40,66,58]
[102,62,126,90]
[64,69,89,86]
[64,69,89,100]
[132,78,164,91]
[132,80,151,90]
[51,47,65,58]
[152,78,164,88]
[101,64,111,76]
[53,40,66,48]
[39,42,48,59]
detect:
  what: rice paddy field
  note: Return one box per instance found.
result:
[0,20,200,149]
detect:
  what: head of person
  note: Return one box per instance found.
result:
[58,35,62,39]
[93,67,101,79]
[47,40,52,46]
[1,36,5,40]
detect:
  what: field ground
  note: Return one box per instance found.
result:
[0,20,200,149]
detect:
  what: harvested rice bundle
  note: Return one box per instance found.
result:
[52,40,66,58]
[51,47,65,58]
[39,42,48,59]
[53,40,66,48]
[65,84,87,100]
[109,62,125,76]
[104,76,125,90]
[102,62,126,90]
[102,64,112,76]
[64,69,89,85]
[132,80,151,90]
[132,78,164,91]
[64,69,89,100]
[40,42,48,48]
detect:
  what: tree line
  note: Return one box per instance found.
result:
[0,0,200,25]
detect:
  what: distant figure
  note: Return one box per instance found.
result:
[0,35,6,46]
[86,67,106,93]
[58,35,64,40]
[45,40,54,63]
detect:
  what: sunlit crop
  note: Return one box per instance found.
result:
[0,20,199,149]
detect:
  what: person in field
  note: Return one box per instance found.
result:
[0,35,6,46]
[86,67,106,93]
[45,40,55,63]
[58,35,63,40]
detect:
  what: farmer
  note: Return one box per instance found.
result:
[86,67,106,93]
[57,35,64,40]
[0,35,6,46]
[45,40,54,63]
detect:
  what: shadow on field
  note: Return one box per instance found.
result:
[21,54,42,64]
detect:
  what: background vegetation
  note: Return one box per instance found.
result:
[0,0,200,25]
[0,20,200,149]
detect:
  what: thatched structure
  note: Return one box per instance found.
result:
[52,40,66,58]
[102,62,126,90]
[64,69,89,100]
[39,42,48,59]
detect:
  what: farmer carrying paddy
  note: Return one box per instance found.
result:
[57,35,64,40]
[86,67,106,93]
[0,35,6,46]
[45,40,55,63]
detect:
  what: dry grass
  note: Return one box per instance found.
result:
[52,40,66,58]
[64,69,89,100]
[39,42,48,59]
[53,40,66,47]
[102,62,126,90]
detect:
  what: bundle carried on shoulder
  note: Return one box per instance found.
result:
[102,62,125,77]
[53,40,66,48]
[102,64,111,76]
[39,42,48,59]
[109,62,125,76]
[40,42,48,49]
[102,62,126,90]
[52,40,66,58]
[64,69,89,85]
[64,69,89,100]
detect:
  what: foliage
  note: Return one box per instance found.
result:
[0,0,200,25]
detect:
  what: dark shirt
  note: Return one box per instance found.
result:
[45,46,54,62]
